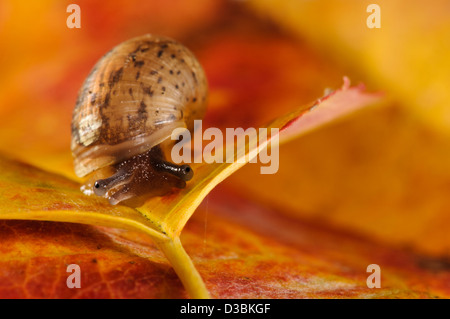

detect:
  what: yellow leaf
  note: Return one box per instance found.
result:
[0,154,167,241]
[247,0,450,134]
[137,78,382,238]
[0,79,381,298]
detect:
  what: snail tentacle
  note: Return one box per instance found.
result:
[153,161,194,181]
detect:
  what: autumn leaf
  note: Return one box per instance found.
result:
[1,0,448,300]
[2,182,450,298]
[0,75,382,297]
[239,0,450,258]
[247,0,450,134]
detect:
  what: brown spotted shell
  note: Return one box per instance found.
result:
[71,34,208,177]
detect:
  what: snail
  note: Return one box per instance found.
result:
[71,34,208,205]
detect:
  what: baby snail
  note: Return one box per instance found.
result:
[71,34,208,206]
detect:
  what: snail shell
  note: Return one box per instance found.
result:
[71,34,208,205]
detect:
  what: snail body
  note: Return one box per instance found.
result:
[71,34,208,205]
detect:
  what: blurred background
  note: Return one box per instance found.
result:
[1,0,450,262]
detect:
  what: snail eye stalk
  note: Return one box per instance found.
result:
[153,161,194,181]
